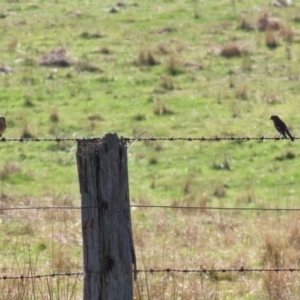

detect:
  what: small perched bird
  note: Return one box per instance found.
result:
[270,115,294,141]
[0,116,6,138]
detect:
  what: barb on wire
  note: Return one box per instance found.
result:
[0,136,297,143]
[127,131,147,147]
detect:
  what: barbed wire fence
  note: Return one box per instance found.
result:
[1,204,300,212]
[0,134,299,296]
[1,266,300,281]
[1,203,300,281]
[0,135,297,143]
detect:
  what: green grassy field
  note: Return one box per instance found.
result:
[1,0,300,298]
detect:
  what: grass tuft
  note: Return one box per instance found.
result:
[153,101,174,115]
[235,85,248,100]
[156,43,171,55]
[24,96,34,107]
[133,113,146,121]
[213,184,226,198]
[22,125,35,138]
[265,29,280,49]
[258,11,282,31]
[80,31,105,39]
[213,158,233,170]
[280,25,294,43]
[158,75,174,91]
[0,162,21,179]
[220,43,249,58]
[76,60,103,73]
[99,46,112,55]
[50,111,59,123]
[38,47,72,67]
[238,15,256,31]
[88,114,104,121]
[149,157,158,165]
[137,49,159,67]
[166,56,183,75]
[275,150,296,161]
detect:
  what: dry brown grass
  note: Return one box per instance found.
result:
[50,111,59,123]
[183,61,203,70]
[137,49,159,67]
[21,124,34,138]
[258,11,283,31]
[153,101,174,115]
[76,60,102,73]
[99,46,111,54]
[2,195,300,299]
[38,47,72,67]
[0,193,82,298]
[132,209,300,299]
[220,42,250,58]
[235,85,248,100]
[265,29,280,49]
[280,25,294,43]
[156,43,172,55]
[165,56,183,75]
[7,38,18,52]
[80,31,105,39]
[275,150,296,161]
[0,162,21,179]
[238,15,256,31]
[158,75,174,91]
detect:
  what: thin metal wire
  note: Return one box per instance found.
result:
[0,136,296,143]
[0,272,83,280]
[0,205,299,211]
[0,206,93,211]
[136,267,300,274]
[124,136,296,142]
[131,205,300,211]
[1,267,300,281]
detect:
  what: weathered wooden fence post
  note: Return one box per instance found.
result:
[76,133,136,300]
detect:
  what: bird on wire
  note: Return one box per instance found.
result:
[0,116,6,138]
[270,115,294,141]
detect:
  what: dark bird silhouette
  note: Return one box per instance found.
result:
[0,116,6,138]
[270,115,294,141]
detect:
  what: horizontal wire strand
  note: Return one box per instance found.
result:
[0,136,296,143]
[0,205,299,211]
[1,267,300,280]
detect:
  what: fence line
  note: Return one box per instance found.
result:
[0,205,299,211]
[137,267,300,274]
[131,205,300,211]
[0,272,83,280]
[1,267,300,281]
[0,136,296,143]
[125,136,296,142]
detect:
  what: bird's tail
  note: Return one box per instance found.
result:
[287,131,295,142]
